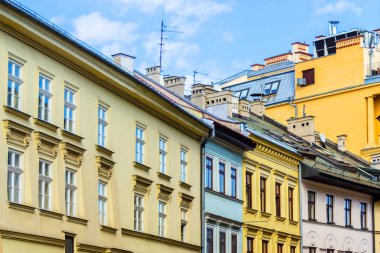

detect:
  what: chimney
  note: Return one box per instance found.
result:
[251,64,265,71]
[191,83,216,109]
[146,66,162,84]
[112,53,135,73]
[250,100,265,117]
[328,21,339,35]
[287,115,316,143]
[239,99,250,118]
[337,134,347,152]
[292,42,309,53]
[205,90,237,119]
[370,154,380,169]
[163,76,186,97]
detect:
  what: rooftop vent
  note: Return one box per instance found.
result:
[328,21,339,35]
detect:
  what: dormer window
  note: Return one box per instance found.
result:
[263,81,280,95]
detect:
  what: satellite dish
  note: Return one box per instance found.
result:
[319,133,326,143]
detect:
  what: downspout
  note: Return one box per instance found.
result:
[299,162,303,252]
[372,198,375,253]
[290,98,298,118]
[201,128,215,253]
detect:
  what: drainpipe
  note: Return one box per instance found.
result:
[299,162,303,252]
[372,199,375,253]
[201,127,215,253]
[290,98,298,118]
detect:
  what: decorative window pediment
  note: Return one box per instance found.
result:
[179,192,194,209]
[156,184,174,201]
[96,156,115,180]
[132,175,153,194]
[33,132,61,158]
[3,120,33,149]
[61,142,86,168]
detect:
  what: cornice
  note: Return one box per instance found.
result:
[0,229,65,248]
[253,142,300,166]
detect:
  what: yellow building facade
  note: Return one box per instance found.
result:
[242,127,303,253]
[265,34,380,163]
[0,2,210,253]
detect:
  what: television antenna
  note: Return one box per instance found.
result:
[193,70,207,85]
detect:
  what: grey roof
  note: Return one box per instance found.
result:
[247,60,294,78]
[224,69,295,105]
[213,70,253,86]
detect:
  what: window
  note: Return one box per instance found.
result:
[262,240,268,253]
[260,177,266,212]
[181,209,187,242]
[308,191,316,220]
[326,250,334,253]
[231,234,237,253]
[38,74,52,122]
[302,68,315,85]
[64,87,76,132]
[263,81,280,95]
[158,201,166,236]
[326,194,334,223]
[98,105,107,147]
[65,235,74,253]
[344,199,352,227]
[7,59,22,110]
[289,188,294,220]
[219,162,225,193]
[180,149,187,182]
[240,89,249,99]
[98,181,107,225]
[231,168,237,198]
[277,244,283,253]
[309,247,316,253]
[219,231,226,253]
[159,137,167,173]
[247,237,254,253]
[275,183,281,217]
[207,228,213,253]
[65,169,76,216]
[290,246,296,253]
[246,172,252,208]
[361,202,367,229]
[7,150,22,203]
[135,126,145,163]
[39,160,52,210]
[206,157,213,189]
[134,194,144,231]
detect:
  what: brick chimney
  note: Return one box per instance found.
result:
[112,53,135,73]
[163,76,186,97]
[205,90,238,119]
[337,134,347,152]
[191,83,216,109]
[250,100,265,117]
[292,42,312,63]
[287,115,316,143]
[251,64,265,71]
[146,66,162,84]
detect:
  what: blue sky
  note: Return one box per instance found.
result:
[17,0,380,92]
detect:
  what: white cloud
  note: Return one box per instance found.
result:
[314,0,363,16]
[72,12,139,55]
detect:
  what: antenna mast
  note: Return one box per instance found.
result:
[193,70,207,85]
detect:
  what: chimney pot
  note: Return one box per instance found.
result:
[112,53,136,73]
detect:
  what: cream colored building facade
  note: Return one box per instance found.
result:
[0,1,210,252]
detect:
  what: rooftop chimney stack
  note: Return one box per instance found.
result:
[205,90,238,119]
[146,66,162,84]
[191,83,216,109]
[328,21,339,35]
[251,64,265,71]
[337,134,347,152]
[287,115,316,144]
[371,154,380,169]
[112,53,135,73]
[163,76,186,97]
[250,100,266,117]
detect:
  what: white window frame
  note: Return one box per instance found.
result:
[98,181,107,225]
[135,126,145,163]
[39,160,52,210]
[158,201,166,236]
[180,149,188,182]
[64,87,76,132]
[65,169,77,216]
[98,105,108,147]
[159,137,167,173]
[7,59,23,110]
[134,194,144,232]
[181,208,188,242]
[38,74,53,122]
[7,150,22,203]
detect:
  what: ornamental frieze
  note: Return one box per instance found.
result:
[3,120,33,149]
[96,156,115,180]
[61,142,86,167]
[33,132,61,158]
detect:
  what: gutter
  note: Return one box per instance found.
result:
[201,128,215,253]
